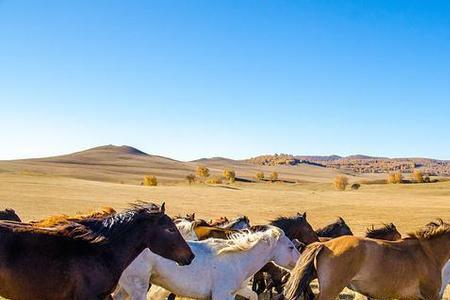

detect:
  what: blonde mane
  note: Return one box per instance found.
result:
[32,207,117,227]
[211,225,283,255]
[408,219,450,240]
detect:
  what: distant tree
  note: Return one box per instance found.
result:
[256,171,265,181]
[143,175,158,186]
[223,169,236,183]
[387,172,403,184]
[351,183,361,190]
[413,169,424,183]
[196,166,210,178]
[270,172,279,182]
[186,174,196,185]
[334,175,349,191]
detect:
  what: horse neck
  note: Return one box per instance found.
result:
[227,237,278,279]
[421,233,450,268]
[98,220,152,275]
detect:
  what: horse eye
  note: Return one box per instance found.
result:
[289,246,294,250]
[167,228,176,233]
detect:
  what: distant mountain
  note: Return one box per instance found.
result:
[248,153,450,176]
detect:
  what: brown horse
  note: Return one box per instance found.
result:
[0,202,194,300]
[366,223,401,241]
[0,208,21,222]
[285,220,450,300]
[208,216,229,226]
[253,212,319,296]
[315,217,353,241]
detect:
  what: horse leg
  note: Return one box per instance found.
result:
[315,268,353,300]
[167,293,176,300]
[211,292,235,300]
[236,285,258,300]
[112,286,129,300]
[118,275,149,300]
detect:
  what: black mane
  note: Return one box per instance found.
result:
[315,217,353,238]
[366,223,398,239]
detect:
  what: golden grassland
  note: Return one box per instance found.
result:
[1,172,449,236]
[0,173,449,299]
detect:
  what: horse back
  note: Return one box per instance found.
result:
[0,225,115,300]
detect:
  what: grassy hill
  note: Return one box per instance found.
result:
[0,145,379,185]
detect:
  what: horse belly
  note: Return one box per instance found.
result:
[150,273,212,299]
[350,272,420,299]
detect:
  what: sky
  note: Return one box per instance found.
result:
[1,1,450,161]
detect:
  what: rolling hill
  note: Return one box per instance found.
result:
[0,145,371,184]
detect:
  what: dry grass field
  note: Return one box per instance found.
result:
[0,145,449,299]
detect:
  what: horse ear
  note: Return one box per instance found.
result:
[303,212,307,219]
[192,213,195,219]
[338,217,344,224]
[161,202,165,213]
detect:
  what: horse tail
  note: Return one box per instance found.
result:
[284,242,324,300]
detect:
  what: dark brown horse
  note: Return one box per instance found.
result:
[0,202,194,300]
[366,223,401,241]
[0,208,21,222]
[315,217,353,240]
[253,212,319,296]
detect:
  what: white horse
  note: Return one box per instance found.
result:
[440,260,450,299]
[173,218,198,241]
[113,225,300,300]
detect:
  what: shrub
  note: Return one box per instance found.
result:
[196,166,210,178]
[205,176,223,184]
[270,172,279,182]
[413,169,424,183]
[143,175,158,186]
[387,172,403,184]
[351,183,361,190]
[256,171,265,181]
[223,169,236,183]
[423,176,431,183]
[186,174,196,185]
[334,175,349,191]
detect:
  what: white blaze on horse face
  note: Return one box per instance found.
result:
[272,235,300,270]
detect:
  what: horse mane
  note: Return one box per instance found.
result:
[270,215,305,233]
[78,202,163,240]
[212,225,283,255]
[0,208,21,222]
[315,217,348,236]
[366,223,397,239]
[32,207,116,227]
[408,219,450,240]
[2,202,163,245]
[0,220,106,244]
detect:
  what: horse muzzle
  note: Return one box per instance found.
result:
[177,252,195,266]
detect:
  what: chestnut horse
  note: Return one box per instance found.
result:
[31,207,117,227]
[0,203,194,300]
[285,220,450,300]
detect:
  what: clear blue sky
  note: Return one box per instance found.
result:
[1,1,449,161]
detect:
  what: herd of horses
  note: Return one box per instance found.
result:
[0,203,448,300]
